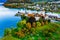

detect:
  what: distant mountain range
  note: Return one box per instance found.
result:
[0,0,59,3]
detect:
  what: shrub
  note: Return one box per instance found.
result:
[45,20,48,25]
[28,37,33,40]
[32,22,36,27]
[20,20,26,24]
[26,22,31,29]
[17,20,26,28]
[41,21,44,26]
[28,16,36,24]
[42,29,53,37]
[21,14,29,21]
[36,22,41,27]
[30,28,36,35]
[2,35,20,40]
[4,28,11,36]
[39,17,44,22]
[15,31,25,38]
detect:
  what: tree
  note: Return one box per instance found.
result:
[26,22,31,29]
[28,16,36,24]
[4,28,11,36]
[2,35,20,40]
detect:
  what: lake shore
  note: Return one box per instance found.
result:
[4,3,60,13]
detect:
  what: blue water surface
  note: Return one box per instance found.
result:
[0,3,21,38]
[0,3,39,38]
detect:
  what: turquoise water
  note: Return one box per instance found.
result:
[0,4,22,38]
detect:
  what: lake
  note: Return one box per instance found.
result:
[0,3,22,38]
